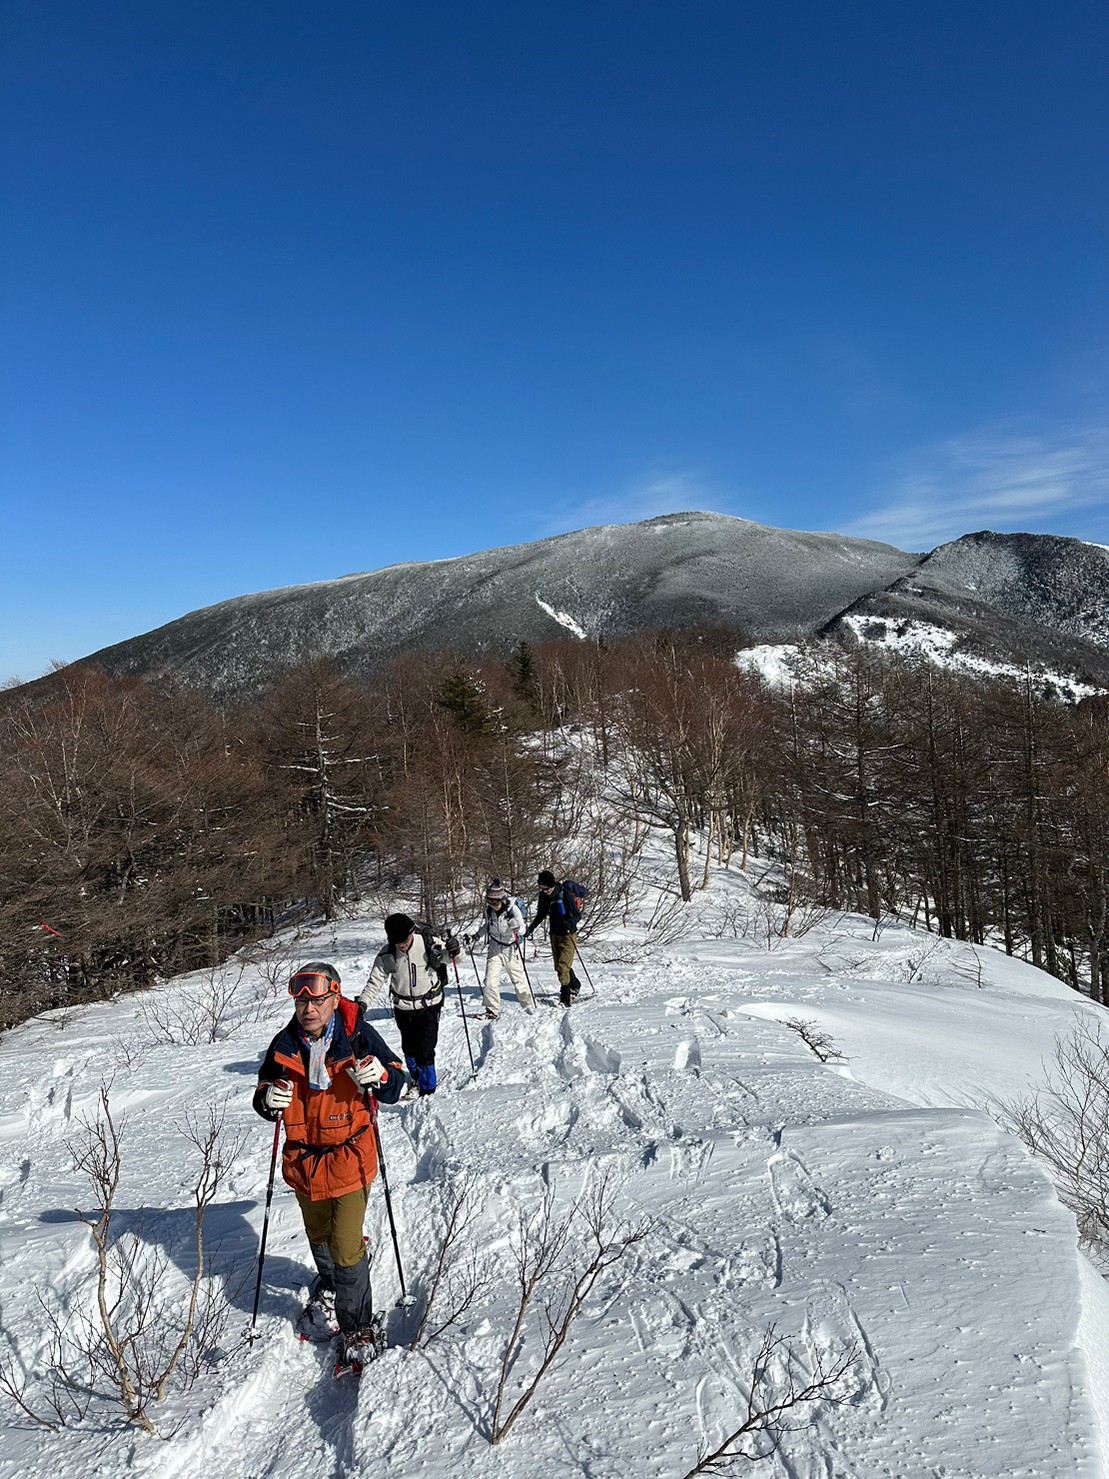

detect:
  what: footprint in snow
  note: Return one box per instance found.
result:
[768,1151,833,1224]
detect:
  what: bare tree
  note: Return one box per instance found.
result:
[1002,1018,1109,1255]
[59,1089,241,1433]
[783,1018,846,1064]
[138,959,262,1046]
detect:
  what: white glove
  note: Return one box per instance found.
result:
[264,1079,293,1112]
[348,1055,387,1090]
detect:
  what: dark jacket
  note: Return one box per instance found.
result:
[253,997,404,1201]
[531,880,588,937]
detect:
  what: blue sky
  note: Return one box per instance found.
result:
[3,1,1107,682]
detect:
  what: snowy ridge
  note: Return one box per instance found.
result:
[0,860,1105,1476]
[737,624,1108,700]
[840,614,1106,698]
[35,514,1109,703]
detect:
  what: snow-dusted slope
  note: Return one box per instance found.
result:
[827,530,1109,688]
[37,516,1109,704]
[68,513,921,699]
[0,866,1105,1477]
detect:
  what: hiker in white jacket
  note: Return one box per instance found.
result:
[465,881,534,1020]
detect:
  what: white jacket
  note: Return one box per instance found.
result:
[360,929,446,1013]
[473,901,525,956]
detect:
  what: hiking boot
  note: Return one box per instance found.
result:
[296,1284,338,1341]
[484,1009,500,1021]
[339,1322,384,1370]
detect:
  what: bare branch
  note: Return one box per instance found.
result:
[682,1324,859,1476]
[490,1171,654,1445]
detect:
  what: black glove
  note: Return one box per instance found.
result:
[446,935,461,959]
[461,933,473,949]
[524,927,534,940]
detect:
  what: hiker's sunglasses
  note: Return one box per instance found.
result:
[288,972,341,1001]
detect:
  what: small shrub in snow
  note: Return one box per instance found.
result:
[409,1170,496,1352]
[0,1089,243,1436]
[138,960,264,1046]
[489,1170,653,1445]
[681,1323,858,1476]
[783,1018,847,1065]
[1003,1018,1109,1257]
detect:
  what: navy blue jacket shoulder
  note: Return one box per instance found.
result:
[253,1000,405,1121]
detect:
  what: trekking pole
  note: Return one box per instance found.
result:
[451,956,477,1076]
[573,941,598,999]
[248,1114,282,1343]
[366,1093,413,1307]
[466,940,484,994]
[513,931,534,998]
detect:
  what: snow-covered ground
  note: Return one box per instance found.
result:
[737,624,1106,700]
[0,860,1106,1478]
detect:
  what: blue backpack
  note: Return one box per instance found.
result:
[555,881,588,926]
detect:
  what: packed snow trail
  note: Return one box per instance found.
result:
[0,884,1104,1478]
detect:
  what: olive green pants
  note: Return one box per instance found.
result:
[551,934,578,988]
[296,1187,373,1332]
[295,1186,368,1268]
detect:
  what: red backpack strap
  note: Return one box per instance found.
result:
[338,996,360,1037]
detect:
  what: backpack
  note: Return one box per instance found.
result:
[416,923,449,986]
[555,880,588,926]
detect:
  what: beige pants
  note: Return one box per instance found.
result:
[483,945,534,1016]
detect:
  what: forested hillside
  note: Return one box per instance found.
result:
[3,632,1108,1031]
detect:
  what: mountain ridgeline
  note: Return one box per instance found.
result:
[42,513,1109,700]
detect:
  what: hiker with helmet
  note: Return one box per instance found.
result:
[463,880,535,1020]
[359,914,460,1096]
[253,960,405,1370]
[526,870,590,1006]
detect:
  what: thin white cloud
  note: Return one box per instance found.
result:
[846,425,1109,550]
[537,470,722,537]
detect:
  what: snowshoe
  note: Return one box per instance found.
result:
[295,1285,339,1343]
[333,1316,387,1377]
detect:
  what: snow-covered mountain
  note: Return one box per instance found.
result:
[826,531,1109,686]
[50,514,1109,700]
[1,857,1105,1475]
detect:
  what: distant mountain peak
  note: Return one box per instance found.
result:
[31,512,1109,701]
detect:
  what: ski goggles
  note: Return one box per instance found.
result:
[287,971,341,1001]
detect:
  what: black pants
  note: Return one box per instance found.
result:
[394,1001,441,1069]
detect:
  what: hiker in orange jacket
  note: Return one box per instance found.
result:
[253,960,404,1367]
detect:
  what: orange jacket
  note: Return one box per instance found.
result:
[254,997,404,1201]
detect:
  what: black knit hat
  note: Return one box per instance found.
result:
[384,913,416,946]
[537,869,557,887]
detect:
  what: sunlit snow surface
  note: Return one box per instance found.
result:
[0,856,1106,1477]
[738,624,1106,699]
